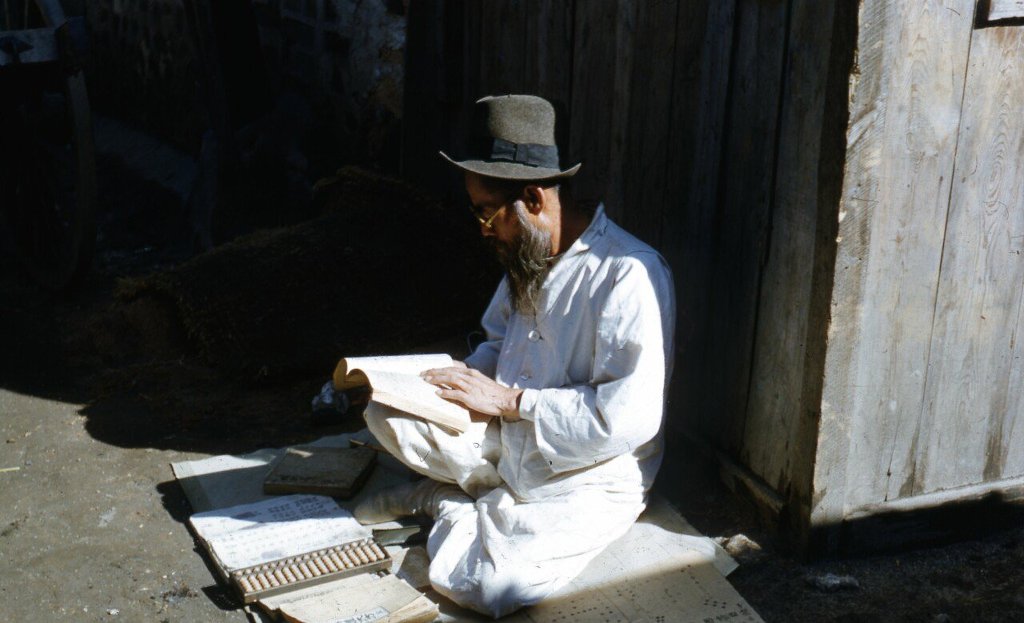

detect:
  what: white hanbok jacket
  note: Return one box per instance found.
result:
[466,204,676,503]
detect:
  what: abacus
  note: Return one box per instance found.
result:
[229,537,391,603]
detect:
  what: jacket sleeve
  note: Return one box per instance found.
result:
[517,253,675,473]
[463,278,511,378]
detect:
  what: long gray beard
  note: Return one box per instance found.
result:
[494,205,552,315]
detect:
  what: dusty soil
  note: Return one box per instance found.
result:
[1,123,1022,623]
[661,450,1024,622]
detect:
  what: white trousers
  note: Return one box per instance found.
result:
[364,404,646,618]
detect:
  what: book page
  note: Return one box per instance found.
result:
[362,368,470,433]
[504,499,759,622]
[257,572,382,614]
[331,353,469,433]
[277,574,437,623]
[334,354,453,390]
[191,494,349,540]
[205,516,369,570]
[190,494,370,571]
[434,496,760,622]
[504,561,762,623]
[171,448,281,512]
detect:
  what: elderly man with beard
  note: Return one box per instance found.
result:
[353,94,675,618]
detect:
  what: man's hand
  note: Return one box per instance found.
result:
[421,366,523,421]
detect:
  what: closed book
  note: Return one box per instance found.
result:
[263,445,376,498]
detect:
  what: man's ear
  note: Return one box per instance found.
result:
[523,185,546,215]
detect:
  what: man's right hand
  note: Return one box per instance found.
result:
[421,366,523,421]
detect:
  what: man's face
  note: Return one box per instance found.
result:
[465,173,552,314]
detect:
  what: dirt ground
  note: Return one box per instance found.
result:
[1,120,1022,622]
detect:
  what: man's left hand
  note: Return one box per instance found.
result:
[421,367,523,421]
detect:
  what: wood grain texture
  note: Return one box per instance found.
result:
[568,0,634,206]
[742,0,842,493]
[619,0,679,247]
[603,0,640,221]
[477,0,528,95]
[458,0,483,162]
[812,0,975,524]
[914,25,1024,493]
[400,0,453,193]
[661,0,736,440]
[704,0,789,455]
[523,0,575,179]
[524,0,575,113]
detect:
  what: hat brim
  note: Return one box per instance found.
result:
[439,151,580,182]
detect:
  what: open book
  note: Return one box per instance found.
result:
[189,494,372,577]
[333,354,470,434]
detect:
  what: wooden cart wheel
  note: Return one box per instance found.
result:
[0,0,96,292]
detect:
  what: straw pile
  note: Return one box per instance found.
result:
[119,167,499,380]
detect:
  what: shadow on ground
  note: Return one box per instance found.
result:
[1,151,496,457]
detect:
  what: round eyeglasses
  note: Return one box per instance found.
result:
[470,203,507,229]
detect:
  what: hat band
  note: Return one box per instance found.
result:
[489,138,560,169]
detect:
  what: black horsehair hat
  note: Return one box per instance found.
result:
[439,94,581,182]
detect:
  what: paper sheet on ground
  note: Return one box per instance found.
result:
[435,498,759,622]
[171,432,413,516]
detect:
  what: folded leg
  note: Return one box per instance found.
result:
[426,486,646,618]
[364,402,502,498]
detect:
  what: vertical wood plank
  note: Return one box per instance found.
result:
[400,0,452,192]
[662,0,736,438]
[524,0,575,109]
[743,0,848,494]
[461,0,482,102]
[524,0,575,177]
[812,0,975,524]
[915,25,1024,492]
[619,0,679,247]
[477,0,528,95]
[703,0,789,456]
[603,0,639,219]
[439,0,482,194]
[568,0,635,209]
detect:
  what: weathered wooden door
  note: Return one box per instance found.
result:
[912,6,1024,497]
[815,0,1024,525]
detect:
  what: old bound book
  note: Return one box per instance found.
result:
[333,354,470,433]
[263,445,376,498]
[264,572,439,623]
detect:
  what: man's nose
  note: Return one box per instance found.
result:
[480,224,496,238]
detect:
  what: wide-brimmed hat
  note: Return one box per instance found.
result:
[440,94,581,182]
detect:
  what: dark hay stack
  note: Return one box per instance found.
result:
[118,167,500,380]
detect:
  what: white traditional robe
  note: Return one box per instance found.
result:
[365,205,676,618]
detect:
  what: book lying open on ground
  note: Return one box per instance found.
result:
[190,494,372,576]
[333,353,470,433]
